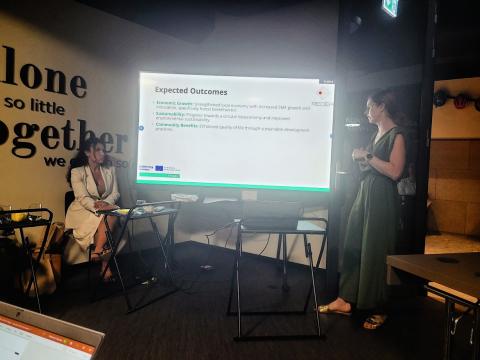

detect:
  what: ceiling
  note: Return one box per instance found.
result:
[75,0,480,80]
[343,0,480,80]
[75,0,304,43]
[434,0,480,79]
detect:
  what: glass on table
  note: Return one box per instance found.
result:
[0,204,12,226]
[27,202,43,221]
[134,200,146,215]
[0,204,12,212]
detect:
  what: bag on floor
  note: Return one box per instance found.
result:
[19,222,65,296]
[20,248,57,296]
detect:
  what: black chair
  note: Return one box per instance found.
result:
[61,191,75,255]
[64,191,75,214]
[63,190,95,288]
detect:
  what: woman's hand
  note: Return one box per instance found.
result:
[352,148,369,162]
[355,134,406,181]
[94,201,119,211]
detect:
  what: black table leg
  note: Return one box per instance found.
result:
[149,218,175,285]
[473,307,479,360]
[0,208,53,314]
[276,234,282,270]
[227,218,327,340]
[24,224,50,298]
[281,234,289,292]
[303,235,322,337]
[303,232,327,313]
[168,212,177,266]
[105,217,131,310]
[235,229,243,339]
[226,258,236,315]
[20,229,41,313]
[444,299,454,360]
[91,216,132,310]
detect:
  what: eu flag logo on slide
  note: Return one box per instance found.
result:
[155,165,164,172]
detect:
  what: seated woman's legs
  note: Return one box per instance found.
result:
[93,216,117,278]
[93,216,117,252]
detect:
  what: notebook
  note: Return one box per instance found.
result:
[0,301,104,360]
[242,201,303,231]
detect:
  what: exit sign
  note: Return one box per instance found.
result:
[382,0,398,17]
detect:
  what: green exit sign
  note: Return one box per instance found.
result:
[382,0,399,17]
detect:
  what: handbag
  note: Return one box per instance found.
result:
[21,247,57,296]
[20,222,65,296]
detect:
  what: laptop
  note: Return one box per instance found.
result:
[242,201,303,231]
[0,301,104,360]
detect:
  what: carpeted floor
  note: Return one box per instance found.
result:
[11,241,476,360]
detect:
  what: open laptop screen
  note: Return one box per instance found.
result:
[0,314,95,360]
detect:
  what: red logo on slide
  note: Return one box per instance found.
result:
[317,87,329,99]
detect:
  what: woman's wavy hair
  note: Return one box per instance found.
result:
[66,137,110,186]
[369,88,407,125]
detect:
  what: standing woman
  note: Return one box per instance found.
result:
[65,137,120,281]
[318,89,406,329]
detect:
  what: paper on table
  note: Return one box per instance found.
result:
[171,194,199,202]
[203,197,238,204]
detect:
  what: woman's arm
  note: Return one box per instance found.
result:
[367,134,406,181]
[352,134,406,181]
[70,167,96,212]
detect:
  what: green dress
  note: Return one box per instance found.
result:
[339,127,403,310]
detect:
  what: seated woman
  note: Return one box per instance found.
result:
[65,137,120,281]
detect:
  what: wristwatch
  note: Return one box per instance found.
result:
[365,153,373,161]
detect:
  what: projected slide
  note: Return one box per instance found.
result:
[137,73,335,191]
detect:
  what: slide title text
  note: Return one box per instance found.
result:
[155,87,228,96]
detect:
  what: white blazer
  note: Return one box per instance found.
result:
[64,165,120,263]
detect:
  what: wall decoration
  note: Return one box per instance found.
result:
[453,93,468,109]
[433,89,480,111]
[433,89,448,107]
[475,98,480,112]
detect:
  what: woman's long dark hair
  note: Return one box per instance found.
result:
[66,137,110,187]
[369,88,407,125]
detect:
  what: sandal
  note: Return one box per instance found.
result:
[315,304,352,316]
[363,315,387,330]
[91,248,112,262]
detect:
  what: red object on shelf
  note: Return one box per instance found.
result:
[475,98,480,112]
[453,94,469,109]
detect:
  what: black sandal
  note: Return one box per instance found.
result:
[91,248,112,262]
[363,315,387,330]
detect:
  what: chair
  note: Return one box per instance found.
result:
[61,191,75,255]
[64,191,75,214]
[63,191,95,288]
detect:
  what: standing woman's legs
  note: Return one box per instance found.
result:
[338,194,365,305]
[318,188,365,313]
